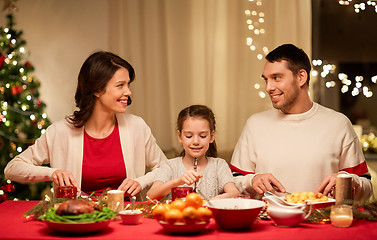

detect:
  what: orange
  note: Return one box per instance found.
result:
[182,206,197,224]
[185,193,203,209]
[196,207,212,222]
[153,204,169,221]
[170,199,187,211]
[165,208,183,224]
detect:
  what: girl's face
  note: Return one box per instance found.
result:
[178,117,215,160]
[95,67,131,114]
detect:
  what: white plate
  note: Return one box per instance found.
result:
[280,197,335,209]
[43,220,111,233]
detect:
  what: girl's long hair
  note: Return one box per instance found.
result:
[177,105,218,158]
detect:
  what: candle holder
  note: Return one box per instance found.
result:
[171,186,193,201]
[107,190,124,212]
[55,186,77,199]
[330,204,353,227]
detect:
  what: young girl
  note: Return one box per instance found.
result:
[147,105,239,200]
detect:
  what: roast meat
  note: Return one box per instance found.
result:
[56,200,101,216]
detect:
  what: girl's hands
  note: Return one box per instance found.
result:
[51,170,80,190]
[180,170,203,185]
[118,178,142,197]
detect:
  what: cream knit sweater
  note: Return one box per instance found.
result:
[231,103,372,200]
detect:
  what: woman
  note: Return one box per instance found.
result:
[4,51,167,198]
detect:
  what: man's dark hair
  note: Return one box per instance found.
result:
[265,44,311,85]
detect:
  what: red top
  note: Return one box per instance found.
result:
[81,123,126,196]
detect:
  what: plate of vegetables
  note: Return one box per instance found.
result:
[39,199,115,233]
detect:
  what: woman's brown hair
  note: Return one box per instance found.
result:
[67,51,135,127]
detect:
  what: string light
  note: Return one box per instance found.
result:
[313,59,376,98]
[258,91,266,98]
[339,0,377,13]
[245,0,268,60]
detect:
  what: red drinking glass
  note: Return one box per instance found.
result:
[171,186,193,201]
[56,186,77,199]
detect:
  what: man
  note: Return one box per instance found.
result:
[230,44,372,200]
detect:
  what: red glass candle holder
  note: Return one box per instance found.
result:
[56,186,77,199]
[171,186,193,201]
[0,192,7,203]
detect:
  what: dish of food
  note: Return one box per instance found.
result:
[280,193,335,209]
[158,221,210,234]
[39,199,115,233]
[43,220,111,233]
[284,192,329,204]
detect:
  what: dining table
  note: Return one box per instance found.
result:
[1,200,377,240]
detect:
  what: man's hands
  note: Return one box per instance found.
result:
[251,172,347,197]
[251,173,286,195]
[118,178,142,197]
[51,170,79,190]
[315,173,338,197]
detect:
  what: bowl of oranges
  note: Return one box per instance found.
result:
[153,192,212,234]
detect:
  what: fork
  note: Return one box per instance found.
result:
[193,157,198,192]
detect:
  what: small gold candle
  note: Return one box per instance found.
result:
[107,190,124,212]
[335,174,352,205]
[330,205,353,228]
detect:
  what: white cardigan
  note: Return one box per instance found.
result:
[4,113,167,190]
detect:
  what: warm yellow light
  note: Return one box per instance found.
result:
[258,91,266,98]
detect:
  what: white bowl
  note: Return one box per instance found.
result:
[119,210,142,225]
[204,198,265,231]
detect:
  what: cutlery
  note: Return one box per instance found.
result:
[131,196,136,212]
[264,191,301,207]
[196,189,214,207]
[193,157,198,192]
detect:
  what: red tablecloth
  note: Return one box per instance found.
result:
[0,200,377,240]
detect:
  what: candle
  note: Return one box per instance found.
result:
[107,190,124,212]
[335,174,352,205]
[330,205,353,227]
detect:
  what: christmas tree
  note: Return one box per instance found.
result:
[0,13,51,200]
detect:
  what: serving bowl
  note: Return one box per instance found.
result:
[119,210,142,225]
[204,198,265,231]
